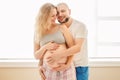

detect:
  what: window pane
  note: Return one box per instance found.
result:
[0,0,35,58]
[97,0,120,17]
[97,45,120,57]
[97,20,120,42]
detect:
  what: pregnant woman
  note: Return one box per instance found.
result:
[34,3,76,80]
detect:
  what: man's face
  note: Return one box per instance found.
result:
[57,4,70,23]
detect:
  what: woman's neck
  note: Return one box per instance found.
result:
[45,24,58,34]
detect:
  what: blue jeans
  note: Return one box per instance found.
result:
[75,66,89,80]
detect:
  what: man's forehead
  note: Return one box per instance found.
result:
[57,4,68,10]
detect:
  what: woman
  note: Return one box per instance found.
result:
[34,3,76,80]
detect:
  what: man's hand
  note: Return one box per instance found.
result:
[46,51,63,64]
[39,66,46,80]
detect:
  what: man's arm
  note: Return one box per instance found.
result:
[52,38,84,71]
[47,38,84,59]
[47,26,84,65]
[61,38,84,57]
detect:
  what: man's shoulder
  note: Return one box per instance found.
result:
[72,19,86,29]
[73,19,85,26]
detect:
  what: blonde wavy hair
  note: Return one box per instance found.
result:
[35,3,56,40]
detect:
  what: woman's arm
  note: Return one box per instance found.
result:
[34,42,46,80]
[34,42,47,60]
[34,41,59,60]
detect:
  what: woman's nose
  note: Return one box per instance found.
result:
[54,16,57,19]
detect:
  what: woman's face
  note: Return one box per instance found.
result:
[50,8,57,25]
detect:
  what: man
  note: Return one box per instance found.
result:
[47,3,89,80]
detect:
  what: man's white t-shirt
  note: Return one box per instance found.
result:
[69,19,88,67]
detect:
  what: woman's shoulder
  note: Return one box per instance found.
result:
[56,24,67,30]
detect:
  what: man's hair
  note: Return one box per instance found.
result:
[57,2,70,9]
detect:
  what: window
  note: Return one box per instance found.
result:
[0,0,35,59]
[96,0,120,58]
[0,0,120,62]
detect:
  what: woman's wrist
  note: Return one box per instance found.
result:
[43,44,48,50]
[39,45,47,52]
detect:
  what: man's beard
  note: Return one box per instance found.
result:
[58,17,69,24]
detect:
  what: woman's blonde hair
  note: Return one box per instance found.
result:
[35,3,56,40]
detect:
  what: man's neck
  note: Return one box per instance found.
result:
[64,18,73,28]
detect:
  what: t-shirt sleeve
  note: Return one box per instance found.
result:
[75,23,87,38]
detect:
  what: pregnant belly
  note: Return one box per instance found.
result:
[43,44,67,68]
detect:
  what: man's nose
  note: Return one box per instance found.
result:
[58,12,62,16]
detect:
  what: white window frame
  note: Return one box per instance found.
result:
[95,0,120,58]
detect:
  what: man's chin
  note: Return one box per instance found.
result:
[58,18,66,23]
[58,18,69,24]
[58,20,63,24]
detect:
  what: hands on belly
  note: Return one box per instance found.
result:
[44,44,67,69]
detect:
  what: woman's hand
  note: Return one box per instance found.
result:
[44,41,59,51]
[39,66,46,80]
[46,51,62,64]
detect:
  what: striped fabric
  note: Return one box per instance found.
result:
[43,63,76,80]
